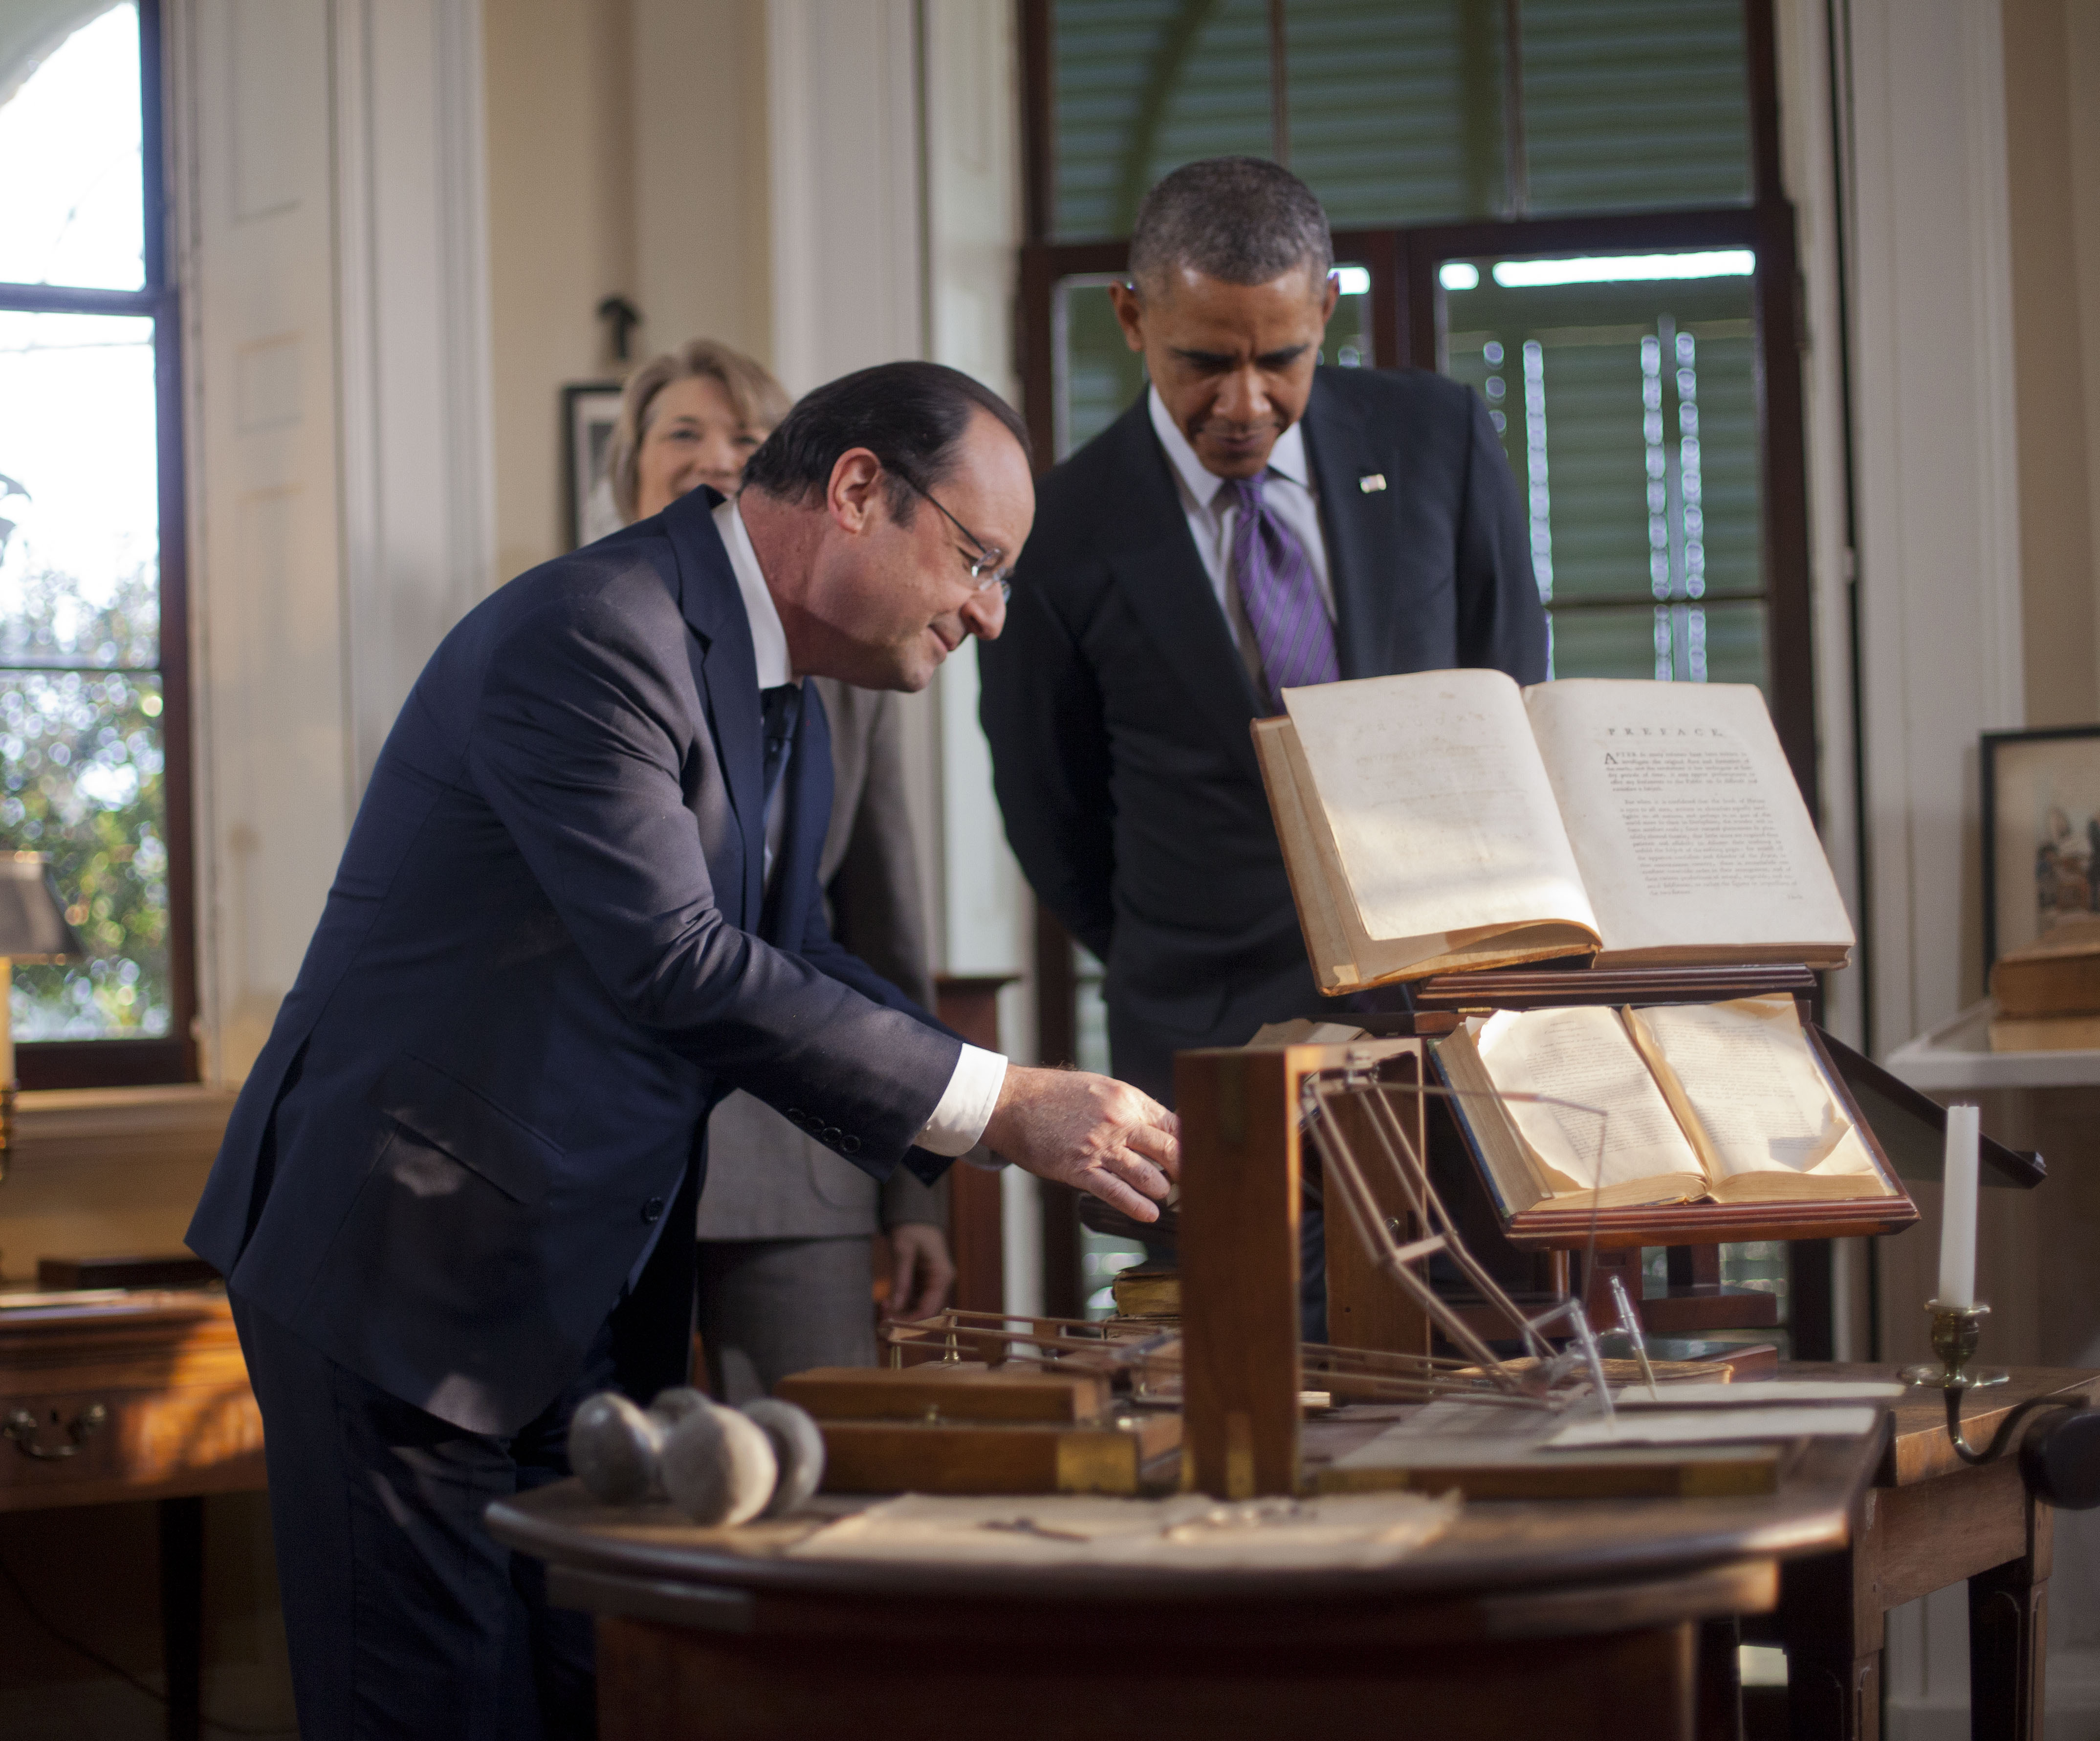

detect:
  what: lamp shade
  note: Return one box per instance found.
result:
[0,852,83,961]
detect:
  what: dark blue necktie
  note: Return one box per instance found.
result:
[760,683,801,810]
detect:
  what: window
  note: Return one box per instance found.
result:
[1018,0,1821,1339]
[0,0,194,1087]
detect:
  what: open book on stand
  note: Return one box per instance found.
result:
[1432,994,1895,1213]
[1253,672,1855,989]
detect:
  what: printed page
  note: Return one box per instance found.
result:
[1284,671,1597,945]
[1522,680,1854,959]
[1472,1006,1706,1200]
[1626,997,1887,1192]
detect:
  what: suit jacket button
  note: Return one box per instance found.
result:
[840,1135,861,1155]
[641,1197,665,1224]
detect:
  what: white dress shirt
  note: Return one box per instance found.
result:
[713,499,1005,1159]
[1147,387,1336,691]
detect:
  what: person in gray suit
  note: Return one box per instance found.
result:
[611,340,956,1400]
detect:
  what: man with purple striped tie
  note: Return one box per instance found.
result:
[982,159,1547,1297]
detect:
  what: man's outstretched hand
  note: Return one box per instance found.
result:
[980,1065,1180,1221]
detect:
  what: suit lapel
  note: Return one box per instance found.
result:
[1097,401,1264,779]
[1301,374,1401,680]
[664,490,766,926]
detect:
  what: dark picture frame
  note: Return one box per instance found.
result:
[1980,723,2100,976]
[562,381,624,551]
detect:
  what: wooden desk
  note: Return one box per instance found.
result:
[0,1289,265,1741]
[488,1416,1885,1741]
[1774,1364,2094,1741]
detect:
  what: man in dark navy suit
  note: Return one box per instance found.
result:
[982,159,1548,1102]
[187,363,1179,1740]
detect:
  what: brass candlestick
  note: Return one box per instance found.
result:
[1900,1301,2008,1391]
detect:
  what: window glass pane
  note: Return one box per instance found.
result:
[0,3,146,291]
[1322,263,1373,367]
[1052,277,1146,459]
[1053,0,1273,241]
[1285,0,1507,226]
[1520,0,1752,214]
[1438,251,1762,685]
[0,306,167,1038]
[0,670,168,1036]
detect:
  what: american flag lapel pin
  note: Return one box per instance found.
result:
[1358,472,1388,494]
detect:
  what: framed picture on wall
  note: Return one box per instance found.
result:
[562,381,625,550]
[1981,724,2100,973]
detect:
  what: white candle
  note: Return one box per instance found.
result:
[1936,1102,1981,1309]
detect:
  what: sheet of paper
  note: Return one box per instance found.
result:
[1629,997,1882,1181]
[1546,1405,1880,1448]
[1283,671,1597,944]
[1612,1380,1906,1408]
[1474,1006,1705,1194]
[785,1491,1459,1571]
[1522,680,1854,956]
[1333,1399,1561,1470]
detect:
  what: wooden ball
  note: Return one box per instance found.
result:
[661,1402,778,1526]
[740,1399,826,1516]
[567,1392,664,1505]
[648,1387,709,1426]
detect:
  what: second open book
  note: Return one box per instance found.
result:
[1253,671,1855,989]
[1435,995,1895,1212]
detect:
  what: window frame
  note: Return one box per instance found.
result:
[1013,0,1825,1340]
[0,0,198,1088]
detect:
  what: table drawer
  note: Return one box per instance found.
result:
[0,1380,264,1508]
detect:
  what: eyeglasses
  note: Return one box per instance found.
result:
[899,475,1013,602]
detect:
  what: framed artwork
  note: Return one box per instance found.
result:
[1981,724,2100,973]
[562,382,625,550]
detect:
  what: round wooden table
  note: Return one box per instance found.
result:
[486,1419,1885,1741]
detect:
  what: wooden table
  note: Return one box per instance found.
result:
[488,1416,1888,1741]
[0,1289,266,1741]
[1772,1364,2095,1741]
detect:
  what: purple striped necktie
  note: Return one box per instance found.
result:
[1226,472,1338,711]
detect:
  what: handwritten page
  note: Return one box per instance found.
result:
[1522,680,1854,959]
[1627,997,1885,1188]
[1474,1006,1705,1196]
[1284,671,1597,945]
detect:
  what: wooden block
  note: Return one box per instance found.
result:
[1179,1047,1304,1500]
[777,1365,1111,1424]
[815,1415,1182,1496]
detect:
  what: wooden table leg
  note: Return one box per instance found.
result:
[1968,1490,2053,1741]
[158,1495,203,1741]
[1698,1615,1745,1741]
[1778,1486,1883,1741]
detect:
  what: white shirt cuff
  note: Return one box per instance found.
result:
[912,1043,1006,1157]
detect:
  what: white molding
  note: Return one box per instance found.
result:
[1847,0,2025,1053]
[766,0,923,393]
[167,0,494,1080]
[331,0,497,799]
[1774,0,1863,1055]
[1957,0,2025,731]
